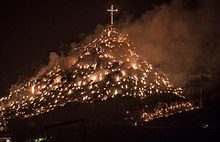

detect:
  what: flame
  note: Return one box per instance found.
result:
[90,75,97,82]
[131,63,138,69]
[31,85,35,94]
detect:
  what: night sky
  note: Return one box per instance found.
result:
[0,0,171,96]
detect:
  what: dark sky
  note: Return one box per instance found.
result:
[0,0,171,95]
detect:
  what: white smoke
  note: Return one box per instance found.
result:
[124,0,220,85]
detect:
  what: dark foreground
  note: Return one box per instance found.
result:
[3,96,220,142]
[5,122,219,142]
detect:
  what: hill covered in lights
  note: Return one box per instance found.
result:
[0,26,195,128]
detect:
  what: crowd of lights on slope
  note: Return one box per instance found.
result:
[141,102,198,122]
[0,26,195,128]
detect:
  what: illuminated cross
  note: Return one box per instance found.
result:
[107,5,118,25]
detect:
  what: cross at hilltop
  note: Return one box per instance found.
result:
[107,5,118,25]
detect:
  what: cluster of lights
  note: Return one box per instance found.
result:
[141,102,198,122]
[0,26,194,128]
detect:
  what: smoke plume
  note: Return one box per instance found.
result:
[125,0,220,85]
